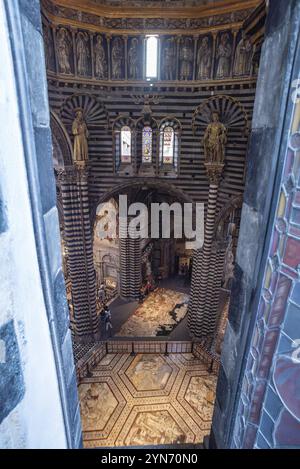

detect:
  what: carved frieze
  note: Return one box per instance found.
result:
[43,26,259,82]
[42,0,254,31]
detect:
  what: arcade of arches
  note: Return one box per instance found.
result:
[2,0,300,451]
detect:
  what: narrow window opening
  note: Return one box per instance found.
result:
[146,36,158,79]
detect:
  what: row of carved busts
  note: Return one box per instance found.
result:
[43,24,259,81]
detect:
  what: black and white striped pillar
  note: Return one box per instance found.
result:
[119,216,142,300]
[188,163,224,338]
[58,165,99,343]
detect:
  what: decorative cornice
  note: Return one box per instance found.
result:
[44,0,262,19]
[42,0,258,33]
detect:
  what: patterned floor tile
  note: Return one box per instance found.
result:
[78,352,217,448]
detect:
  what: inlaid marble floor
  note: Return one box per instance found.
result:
[116,288,189,337]
[79,352,217,448]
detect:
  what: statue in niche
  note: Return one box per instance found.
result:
[76,32,89,76]
[216,33,232,79]
[56,28,72,74]
[163,37,176,80]
[203,112,227,164]
[94,35,107,79]
[43,26,53,70]
[233,35,253,76]
[197,36,212,80]
[180,37,193,80]
[128,38,139,79]
[111,38,123,79]
[72,108,89,164]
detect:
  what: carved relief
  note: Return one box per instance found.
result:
[162,37,176,80]
[56,27,72,74]
[128,38,139,80]
[45,24,260,82]
[215,32,232,79]
[197,36,212,80]
[94,35,107,79]
[76,31,90,76]
[42,1,254,31]
[203,112,227,164]
[233,34,253,77]
[179,37,193,80]
[111,37,124,79]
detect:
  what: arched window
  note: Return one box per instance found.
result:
[162,126,175,164]
[120,126,132,163]
[142,126,153,163]
[159,120,180,168]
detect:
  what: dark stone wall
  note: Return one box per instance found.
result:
[4,0,82,448]
[211,0,300,448]
[0,321,25,424]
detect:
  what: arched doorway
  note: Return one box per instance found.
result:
[92,180,194,339]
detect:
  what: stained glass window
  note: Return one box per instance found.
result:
[142,126,153,163]
[120,126,131,163]
[162,126,175,164]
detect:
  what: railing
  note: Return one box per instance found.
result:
[76,339,221,382]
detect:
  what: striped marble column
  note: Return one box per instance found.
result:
[201,246,227,342]
[58,165,99,343]
[119,217,142,300]
[188,162,224,338]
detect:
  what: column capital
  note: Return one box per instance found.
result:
[204,162,224,185]
[56,163,90,184]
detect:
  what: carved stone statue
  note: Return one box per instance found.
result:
[180,37,193,80]
[128,38,139,79]
[76,32,89,76]
[197,36,212,80]
[233,35,253,76]
[163,37,176,80]
[72,109,89,164]
[216,33,232,79]
[94,35,107,79]
[111,38,123,79]
[57,28,72,74]
[203,112,227,164]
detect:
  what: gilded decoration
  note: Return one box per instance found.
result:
[72,108,89,164]
[203,112,227,164]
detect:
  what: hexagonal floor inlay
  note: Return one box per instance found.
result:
[125,410,186,446]
[125,354,173,391]
[79,353,218,447]
[184,375,217,422]
[79,382,118,431]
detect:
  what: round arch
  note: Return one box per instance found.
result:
[91,180,193,227]
[50,110,73,167]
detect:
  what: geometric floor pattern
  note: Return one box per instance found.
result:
[79,353,217,447]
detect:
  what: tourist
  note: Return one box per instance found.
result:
[105,315,113,338]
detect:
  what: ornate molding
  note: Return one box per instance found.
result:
[204,162,224,185]
[42,0,257,33]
